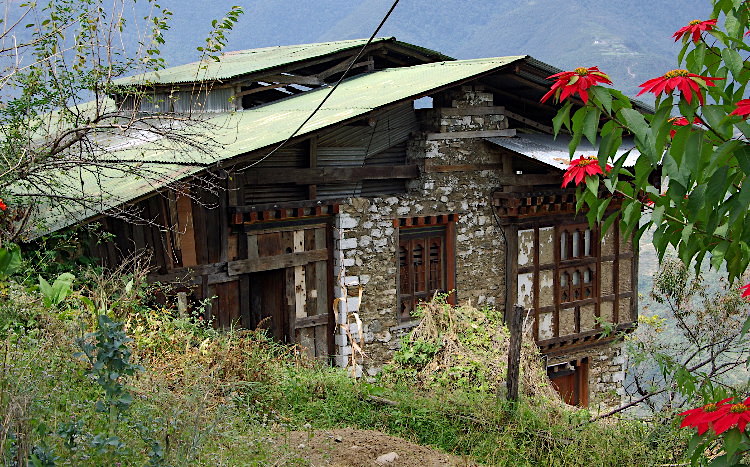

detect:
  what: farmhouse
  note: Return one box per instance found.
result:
[31,38,644,410]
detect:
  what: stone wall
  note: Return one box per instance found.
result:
[331,87,509,378]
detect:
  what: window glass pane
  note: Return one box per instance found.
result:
[572,231,580,257]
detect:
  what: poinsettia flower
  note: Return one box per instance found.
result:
[740,283,750,298]
[561,156,612,188]
[679,398,733,435]
[540,66,612,104]
[637,69,724,105]
[729,99,750,119]
[0,199,6,211]
[713,400,750,434]
[668,116,702,138]
[673,19,717,43]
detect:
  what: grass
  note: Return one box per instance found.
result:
[0,283,689,466]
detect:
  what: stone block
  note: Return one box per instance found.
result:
[338,214,358,229]
[335,334,348,347]
[339,237,357,250]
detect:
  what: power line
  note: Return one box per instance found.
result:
[236,0,401,172]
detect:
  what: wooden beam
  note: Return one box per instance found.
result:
[425,129,516,140]
[317,58,374,81]
[235,83,292,98]
[424,163,503,173]
[502,109,554,134]
[243,165,419,185]
[259,74,322,86]
[295,314,328,329]
[439,106,505,117]
[227,249,328,275]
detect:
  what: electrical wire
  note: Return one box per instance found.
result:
[236,0,401,172]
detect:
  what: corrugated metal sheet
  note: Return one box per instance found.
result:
[485,134,640,170]
[24,55,527,234]
[114,38,451,87]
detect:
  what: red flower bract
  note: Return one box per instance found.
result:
[713,400,750,434]
[562,156,611,188]
[740,283,750,298]
[540,66,612,104]
[0,199,6,211]
[673,19,717,43]
[668,116,701,138]
[637,69,724,105]
[730,99,750,119]
[679,398,733,435]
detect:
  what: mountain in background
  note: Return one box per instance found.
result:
[160,0,707,97]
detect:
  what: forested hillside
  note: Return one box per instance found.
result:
[159,0,706,96]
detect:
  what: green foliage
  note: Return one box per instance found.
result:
[38,272,75,307]
[0,245,21,279]
[555,0,750,283]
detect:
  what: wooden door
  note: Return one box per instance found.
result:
[231,223,332,361]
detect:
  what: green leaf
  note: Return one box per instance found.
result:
[682,131,702,175]
[38,276,53,307]
[651,205,665,225]
[724,428,742,459]
[552,101,572,136]
[585,173,599,196]
[590,86,613,115]
[50,272,75,306]
[619,108,649,143]
[583,107,601,146]
[569,106,588,157]
[726,12,741,37]
[0,245,21,277]
[722,48,743,79]
[705,166,730,207]
[702,105,732,140]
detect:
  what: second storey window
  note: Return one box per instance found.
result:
[397,215,457,321]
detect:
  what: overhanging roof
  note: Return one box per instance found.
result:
[113,37,452,87]
[25,55,527,234]
[485,134,640,170]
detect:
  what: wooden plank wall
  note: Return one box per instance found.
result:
[88,187,333,361]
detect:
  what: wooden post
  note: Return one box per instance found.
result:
[505,305,523,402]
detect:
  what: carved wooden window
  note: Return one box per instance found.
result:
[557,225,597,306]
[397,217,456,321]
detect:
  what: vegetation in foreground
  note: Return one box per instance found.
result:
[0,253,686,466]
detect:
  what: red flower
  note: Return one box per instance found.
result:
[0,199,5,211]
[637,69,724,105]
[730,99,750,119]
[540,66,612,104]
[740,283,750,298]
[668,116,702,138]
[713,399,750,434]
[562,156,612,188]
[679,398,733,435]
[673,19,717,43]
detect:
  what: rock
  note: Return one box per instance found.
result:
[375,452,399,464]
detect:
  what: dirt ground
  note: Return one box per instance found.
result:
[273,427,478,466]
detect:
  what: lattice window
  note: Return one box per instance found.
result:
[558,225,598,305]
[398,224,452,320]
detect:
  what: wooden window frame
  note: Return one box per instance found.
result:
[395,215,457,322]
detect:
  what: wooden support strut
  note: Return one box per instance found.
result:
[505,305,524,402]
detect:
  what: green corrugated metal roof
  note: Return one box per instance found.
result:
[24,55,526,234]
[113,37,451,87]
